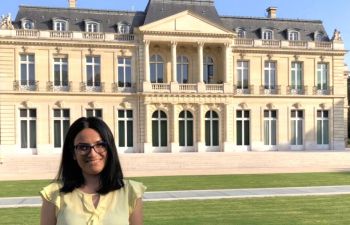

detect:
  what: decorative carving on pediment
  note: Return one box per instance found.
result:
[155,103,168,112]
[120,102,132,109]
[55,47,62,54]
[21,46,28,53]
[332,29,342,41]
[319,103,326,109]
[0,13,14,30]
[293,102,302,109]
[267,54,273,60]
[55,101,64,108]
[88,101,98,108]
[20,100,31,108]
[239,102,248,109]
[293,54,300,61]
[88,47,94,55]
[266,103,275,109]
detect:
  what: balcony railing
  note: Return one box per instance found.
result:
[151,83,170,92]
[179,83,197,92]
[83,32,105,40]
[234,85,254,94]
[234,38,254,46]
[112,82,136,92]
[114,34,135,42]
[49,31,73,39]
[262,40,281,47]
[15,29,39,38]
[312,86,333,95]
[46,81,72,92]
[288,41,308,48]
[80,82,105,92]
[259,85,281,95]
[206,84,224,92]
[13,80,39,91]
[287,85,308,95]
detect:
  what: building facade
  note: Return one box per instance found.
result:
[0,0,347,155]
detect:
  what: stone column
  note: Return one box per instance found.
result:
[223,104,234,152]
[171,41,177,82]
[198,42,204,83]
[170,104,179,153]
[197,104,205,152]
[143,104,152,153]
[223,43,233,93]
[144,40,150,82]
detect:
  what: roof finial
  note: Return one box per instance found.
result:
[68,0,77,8]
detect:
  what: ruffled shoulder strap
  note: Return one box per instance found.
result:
[125,179,147,215]
[39,182,62,213]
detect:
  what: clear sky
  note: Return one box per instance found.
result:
[1,0,350,66]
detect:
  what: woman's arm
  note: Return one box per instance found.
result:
[40,198,57,225]
[129,198,143,225]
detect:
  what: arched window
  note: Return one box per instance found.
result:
[117,22,131,34]
[314,32,324,41]
[179,111,193,147]
[21,19,34,29]
[288,31,299,41]
[236,28,246,38]
[85,20,100,32]
[203,56,214,84]
[205,111,219,146]
[150,54,164,83]
[262,29,273,40]
[152,110,167,147]
[177,56,189,83]
[53,19,68,31]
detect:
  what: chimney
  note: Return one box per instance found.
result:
[68,0,77,8]
[266,7,277,19]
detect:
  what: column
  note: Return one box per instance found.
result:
[171,41,177,82]
[197,104,206,152]
[198,42,204,83]
[143,104,152,153]
[170,104,179,153]
[223,43,233,93]
[223,104,234,152]
[144,40,150,82]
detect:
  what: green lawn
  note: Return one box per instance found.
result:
[1,172,350,197]
[2,195,350,225]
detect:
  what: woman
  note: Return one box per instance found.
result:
[40,117,146,225]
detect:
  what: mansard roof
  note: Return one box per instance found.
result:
[14,5,146,32]
[144,0,223,26]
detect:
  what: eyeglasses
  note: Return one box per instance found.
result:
[74,142,107,155]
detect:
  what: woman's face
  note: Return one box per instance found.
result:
[73,128,108,176]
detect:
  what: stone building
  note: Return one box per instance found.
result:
[0,0,347,155]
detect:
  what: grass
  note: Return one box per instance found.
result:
[2,172,350,197]
[2,195,350,225]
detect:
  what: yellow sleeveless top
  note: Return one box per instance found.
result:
[40,180,146,225]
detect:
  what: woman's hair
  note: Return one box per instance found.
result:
[56,117,124,194]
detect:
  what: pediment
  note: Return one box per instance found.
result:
[140,10,233,35]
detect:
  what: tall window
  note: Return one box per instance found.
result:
[53,109,70,148]
[236,28,246,38]
[289,31,299,41]
[237,61,249,89]
[54,57,68,86]
[117,23,130,34]
[317,110,329,145]
[179,111,193,147]
[152,110,167,147]
[291,110,303,145]
[86,109,102,119]
[118,110,133,147]
[20,109,36,149]
[177,56,189,83]
[264,61,276,89]
[203,56,214,84]
[150,55,164,83]
[264,110,277,145]
[205,111,219,146]
[317,63,328,90]
[291,62,303,90]
[263,30,273,40]
[20,54,35,86]
[54,20,67,31]
[86,22,99,32]
[86,56,101,87]
[118,57,132,87]
[236,110,250,146]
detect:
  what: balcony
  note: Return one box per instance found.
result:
[287,85,308,95]
[82,32,105,40]
[46,81,72,92]
[259,85,281,95]
[312,86,333,95]
[13,80,39,91]
[234,85,254,94]
[112,82,136,93]
[49,31,73,39]
[80,82,105,92]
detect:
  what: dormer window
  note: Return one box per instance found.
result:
[85,20,100,32]
[21,19,34,29]
[314,31,324,41]
[288,30,300,41]
[236,28,246,38]
[53,19,68,31]
[262,29,273,40]
[117,22,131,34]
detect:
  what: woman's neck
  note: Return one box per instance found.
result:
[81,173,100,194]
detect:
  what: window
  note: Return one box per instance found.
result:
[236,110,250,146]
[86,21,99,32]
[53,109,70,148]
[21,19,34,29]
[317,110,329,145]
[152,110,167,147]
[315,32,324,41]
[86,56,101,87]
[289,31,299,41]
[20,109,36,149]
[205,111,219,146]
[237,61,249,89]
[54,57,68,86]
[203,56,214,84]
[177,56,189,83]
[236,28,246,38]
[53,20,68,31]
[117,22,130,34]
[317,63,328,90]
[118,57,132,87]
[262,30,273,40]
[118,110,133,147]
[179,111,193,147]
[264,61,276,89]
[20,54,35,86]
[291,110,303,145]
[150,55,164,83]
[86,109,102,119]
[264,110,277,145]
[291,62,303,90]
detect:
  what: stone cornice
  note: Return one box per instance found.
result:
[233,48,346,56]
[141,30,235,38]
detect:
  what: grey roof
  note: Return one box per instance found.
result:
[221,16,329,41]
[143,0,223,26]
[14,6,146,33]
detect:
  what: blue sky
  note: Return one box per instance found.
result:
[2,0,350,66]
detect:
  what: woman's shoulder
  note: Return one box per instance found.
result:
[40,181,63,206]
[123,179,147,195]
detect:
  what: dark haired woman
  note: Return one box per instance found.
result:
[40,117,146,225]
